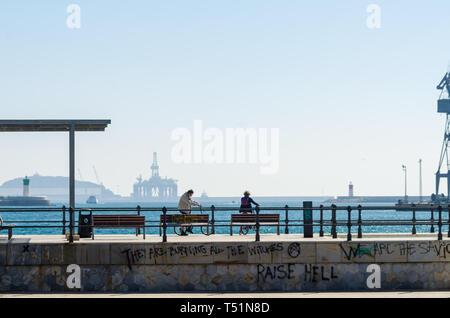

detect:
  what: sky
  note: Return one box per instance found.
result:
[0,1,450,197]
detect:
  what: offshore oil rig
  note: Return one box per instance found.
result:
[132,152,178,201]
[434,71,450,203]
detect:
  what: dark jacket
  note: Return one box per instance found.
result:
[239,196,259,213]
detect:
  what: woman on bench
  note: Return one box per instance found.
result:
[239,191,259,235]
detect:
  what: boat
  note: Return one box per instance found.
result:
[200,191,209,199]
[86,195,98,204]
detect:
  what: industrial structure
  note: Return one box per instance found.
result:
[132,152,178,201]
[435,72,450,202]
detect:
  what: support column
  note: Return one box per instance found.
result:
[69,124,75,243]
[69,124,75,209]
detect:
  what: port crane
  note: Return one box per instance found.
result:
[93,165,103,185]
[435,72,450,202]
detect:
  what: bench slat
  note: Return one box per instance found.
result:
[231,214,280,223]
[160,214,209,223]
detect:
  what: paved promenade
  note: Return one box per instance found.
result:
[0,232,448,244]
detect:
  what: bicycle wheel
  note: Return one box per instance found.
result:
[240,226,249,235]
[174,226,183,236]
[200,225,212,236]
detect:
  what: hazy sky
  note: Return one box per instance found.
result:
[1,1,449,197]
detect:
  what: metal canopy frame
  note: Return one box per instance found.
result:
[0,120,111,241]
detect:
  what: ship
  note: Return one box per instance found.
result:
[200,191,209,199]
[86,195,98,204]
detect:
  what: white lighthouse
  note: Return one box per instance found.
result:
[348,182,354,197]
[23,176,30,197]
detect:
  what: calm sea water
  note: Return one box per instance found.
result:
[0,199,447,236]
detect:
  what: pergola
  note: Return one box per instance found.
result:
[0,120,111,209]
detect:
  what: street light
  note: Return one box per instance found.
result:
[402,164,408,203]
[418,159,423,203]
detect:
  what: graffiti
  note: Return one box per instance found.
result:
[122,248,146,270]
[248,243,282,256]
[287,243,301,258]
[121,242,304,269]
[340,243,377,260]
[169,245,209,257]
[416,241,450,258]
[226,245,246,257]
[257,264,338,283]
[257,264,295,282]
[22,244,30,253]
[340,242,450,260]
[304,264,338,283]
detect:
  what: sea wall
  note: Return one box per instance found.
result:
[1,239,450,292]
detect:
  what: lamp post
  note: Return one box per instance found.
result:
[418,159,423,203]
[402,165,408,203]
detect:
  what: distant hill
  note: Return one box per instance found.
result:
[0,174,121,203]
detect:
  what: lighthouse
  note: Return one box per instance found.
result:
[23,176,30,197]
[348,182,354,197]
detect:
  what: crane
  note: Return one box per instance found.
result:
[435,71,450,202]
[93,165,102,185]
[437,72,450,98]
[77,169,83,181]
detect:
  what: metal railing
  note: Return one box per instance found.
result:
[0,203,449,243]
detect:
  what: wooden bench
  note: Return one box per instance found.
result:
[230,214,280,235]
[0,217,14,240]
[92,215,146,239]
[0,225,15,240]
[159,214,210,235]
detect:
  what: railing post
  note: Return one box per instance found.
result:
[62,205,66,235]
[303,201,313,238]
[211,205,215,235]
[284,205,289,234]
[69,207,74,243]
[346,206,352,241]
[448,205,450,238]
[438,205,443,241]
[162,207,167,243]
[331,204,337,239]
[255,206,260,242]
[319,205,324,237]
[430,207,435,233]
[412,204,417,235]
[137,205,141,235]
[357,205,362,239]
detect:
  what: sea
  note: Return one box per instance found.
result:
[0,197,447,236]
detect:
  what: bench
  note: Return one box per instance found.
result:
[160,214,210,235]
[230,214,280,235]
[92,215,146,240]
[0,225,15,240]
[0,217,14,240]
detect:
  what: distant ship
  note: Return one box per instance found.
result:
[86,195,98,204]
[201,191,209,199]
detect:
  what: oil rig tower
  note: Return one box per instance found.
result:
[132,152,178,201]
[435,72,450,202]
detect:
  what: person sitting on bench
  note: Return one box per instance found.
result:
[177,189,201,236]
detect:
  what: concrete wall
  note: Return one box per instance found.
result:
[1,240,450,292]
